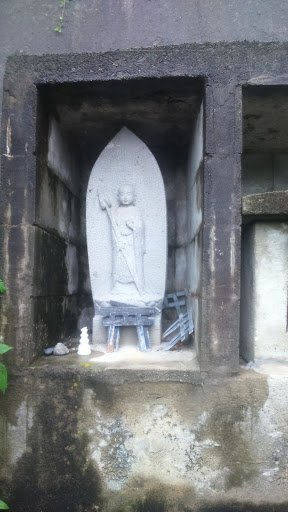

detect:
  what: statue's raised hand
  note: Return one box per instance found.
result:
[98,191,112,210]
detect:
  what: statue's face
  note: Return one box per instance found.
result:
[118,185,134,206]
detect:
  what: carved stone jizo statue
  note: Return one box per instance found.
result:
[86,127,167,348]
[99,185,145,297]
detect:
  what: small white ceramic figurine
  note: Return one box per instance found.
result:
[77,327,91,356]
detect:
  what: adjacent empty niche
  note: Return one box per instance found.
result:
[240,85,288,362]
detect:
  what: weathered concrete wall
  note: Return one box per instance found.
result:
[0,2,288,511]
[242,153,288,196]
[187,103,203,358]
[1,1,287,75]
[201,83,241,375]
[47,118,79,196]
[240,225,256,362]
[32,116,82,350]
[1,0,288,137]
[240,222,288,361]
[2,44,288,369]
[1,363,288,511]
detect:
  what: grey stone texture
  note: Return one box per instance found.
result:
[65,244,79,295]
[86,127,167,348]
[48,118,79,196]
[242,153,288,196]
[240,222,288,362]
[1,42,288,369]
[242,190,288,216]
[202,102,241,374]
[0,0,288,113]
[186,103,203,359]
[243,86,288,152]
[53,342,69,355]
[77,306,94,332]
[1,363,288,511]
[274,154,288,190]
[1,2,288,511]
[87,128,167,307]
[37,165,81,244]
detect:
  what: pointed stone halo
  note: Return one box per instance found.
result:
[86,127,167,348]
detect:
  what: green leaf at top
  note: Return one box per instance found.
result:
[0,280,6,294]
[0,344,13,355]
[0,363,8,392]
[0,499,9,509]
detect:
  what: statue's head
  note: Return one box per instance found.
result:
[118,184,135,206]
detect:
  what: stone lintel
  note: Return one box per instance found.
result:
[242,190,288,216]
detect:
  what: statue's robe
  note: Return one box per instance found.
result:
[112,205,145,294]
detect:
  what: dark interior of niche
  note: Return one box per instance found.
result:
[34,77,204,352]
[242,85,288,227]
[243,85,288,152]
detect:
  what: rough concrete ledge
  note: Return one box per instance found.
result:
[15,350,203,386]
[242,190,288,216]
[17,366,203,386]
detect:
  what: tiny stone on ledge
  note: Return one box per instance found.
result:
[53,342,69,356]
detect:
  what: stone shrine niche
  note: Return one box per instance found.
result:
[86,127,167,349]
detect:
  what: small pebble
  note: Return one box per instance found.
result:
[53,342,69,356]
[44,347,54,356]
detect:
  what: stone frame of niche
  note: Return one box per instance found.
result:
[1,43,287,374]
[240,84,288,363]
